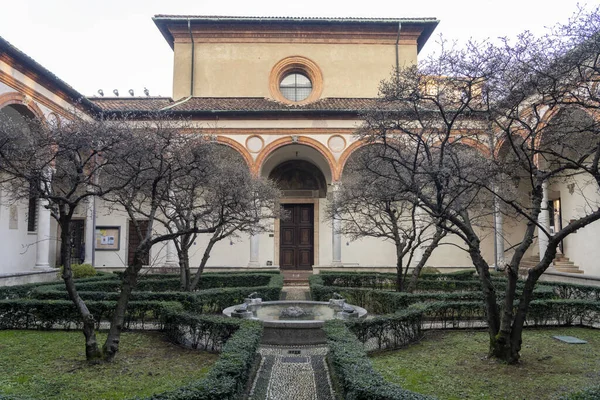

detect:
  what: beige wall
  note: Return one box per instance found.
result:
[173,42,417,100]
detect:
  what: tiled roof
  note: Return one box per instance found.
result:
[87,97,379,114]
[90,97,174,112]
[0,36,98,112]
[153,15,438,23]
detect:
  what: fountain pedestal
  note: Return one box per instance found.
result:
[223,300,368,345]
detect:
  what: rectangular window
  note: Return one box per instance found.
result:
[27,182,38,232]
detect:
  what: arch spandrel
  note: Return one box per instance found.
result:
[214,136,254,171]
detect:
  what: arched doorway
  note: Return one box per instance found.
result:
[261,143,333,270]
[269,160,327,270]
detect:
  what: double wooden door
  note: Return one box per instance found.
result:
[280,204,314,270]
[128,220,150,266]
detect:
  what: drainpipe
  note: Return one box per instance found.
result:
[395,22,402,79]
[188,18,195,97]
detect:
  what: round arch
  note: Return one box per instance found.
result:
[254,136,336,182]
[214,136,254,171]
[338,139,370,180]
[0,92,46,123]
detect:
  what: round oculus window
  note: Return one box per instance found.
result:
[279,73,313,102]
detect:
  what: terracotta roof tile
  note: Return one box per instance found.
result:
[89,97,174,112]
[87,97,379,114]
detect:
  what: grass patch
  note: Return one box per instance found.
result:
[0,330,218,399]
[371,327,600,400]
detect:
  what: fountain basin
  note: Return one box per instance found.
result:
[223,300,367,345]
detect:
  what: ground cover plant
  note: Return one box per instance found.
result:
[0,271,279,399]
[0,330,218,400]
[315,270,600,398]
[371,327,600,400]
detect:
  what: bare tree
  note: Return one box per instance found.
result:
[155,144,280,291]
[359,6,600,363]
[99,117,221,361]
[330,145,446,292]
[0,113,134,361]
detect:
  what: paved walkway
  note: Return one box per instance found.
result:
[248,345,336,400]
[246,285,337,399]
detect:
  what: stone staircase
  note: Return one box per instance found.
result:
[553,254,583,274]
[282,270,312,286]
[518,255,583,274]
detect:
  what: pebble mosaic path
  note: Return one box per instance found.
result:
[248,345,336,400]
[247,285,336,399]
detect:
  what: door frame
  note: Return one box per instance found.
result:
[274,198,319,268]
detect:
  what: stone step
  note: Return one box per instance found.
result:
[555,268,584,274]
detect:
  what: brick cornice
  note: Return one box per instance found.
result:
[169,24,423,45]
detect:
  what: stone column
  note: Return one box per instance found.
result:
[494,196,505,268]
[332,183,342,266]
[248,233,260,267]
[35,198,51,269]
[538,180,550,260]
[411,206,426,268]
[164,240,178,267]
[83,196,94,265]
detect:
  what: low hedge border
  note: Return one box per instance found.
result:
[318,270,475,290]
[310,274,555,314]
[30,274,283,315]
[0,273,118,300]
[0,300,183,330]
[340,299,600,352]
[324,320,435,400]
[32,273,278,295]
[144,320,263,400]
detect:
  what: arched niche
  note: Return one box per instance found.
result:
[268,159,328,198]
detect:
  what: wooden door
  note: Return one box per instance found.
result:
[60,220,85,266]
[280,204,314,270]
[128,220,150,266]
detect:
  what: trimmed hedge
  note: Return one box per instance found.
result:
[0,299,183,330]
[310,274,555,314]
[0,274,118,300]
[345,308,423,352]
[317,270,477,290]
[324,320,435,400]
[145,320,263,400]
[30,274,283,315]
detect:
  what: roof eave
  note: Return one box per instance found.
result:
[152,15,440,51]
[0,36,101,114]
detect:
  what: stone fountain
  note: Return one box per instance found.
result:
[223,292,367,345]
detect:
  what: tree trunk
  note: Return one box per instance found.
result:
[102,248,146,362]
[467,241,501,346]
[59,217,102,362]
[395,252,404,292]
[178,250,190,291]
[407,227,445,293]
[190,236,218,291]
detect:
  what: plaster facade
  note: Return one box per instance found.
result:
[2,16,600,280]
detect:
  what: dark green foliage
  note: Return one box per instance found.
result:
[0,274,118,300]
[560,386,600,400]
[0,300,183,330]
[324,320,435,400]
[346,309,423,352]
[162,311,246,351]
[60,264,97,278]
[145,321,263,400]
[30,274,283,314]
[310,274,554,314]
